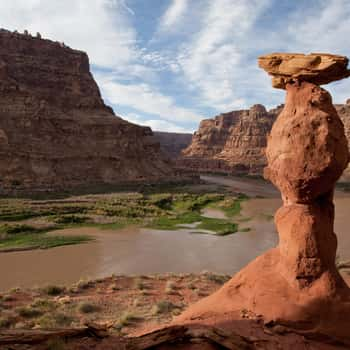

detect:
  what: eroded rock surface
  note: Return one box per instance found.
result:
[0,29,175,194]
[259,53,350,89]
[265,82,349,203]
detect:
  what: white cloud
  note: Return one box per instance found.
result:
[96,74,201,123]
[158,0,188,33]
[124,113,193,133]
[176,0,271,110]
[0,0,138,69]
[287,0,350,54]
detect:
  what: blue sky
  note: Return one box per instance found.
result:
[2,0,350,132]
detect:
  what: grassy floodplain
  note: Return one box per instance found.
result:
[0,183,250,252]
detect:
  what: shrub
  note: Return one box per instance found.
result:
[38,312,73,328]
[43,285,64,296]
[78,302,99,314]
[77,279,94,290]
[54,215,88,225]
[16,306,42,318]
[118,311,141,327]
[205,273,230,284]
[151,300,176,315]
[5,224,38,235]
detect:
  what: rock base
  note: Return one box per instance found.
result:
[174,248,350,346]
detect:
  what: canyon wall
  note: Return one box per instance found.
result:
[0,29,175,194]
[180,104,283,175]
[181,101,350,179]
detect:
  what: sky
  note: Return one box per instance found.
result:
[1,0,350,133]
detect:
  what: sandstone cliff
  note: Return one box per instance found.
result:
[180,104,282,175]
[181,101,350,179]
[0,29,174,194]
[153,131,192,159]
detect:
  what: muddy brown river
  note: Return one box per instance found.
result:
[0,176,349,291]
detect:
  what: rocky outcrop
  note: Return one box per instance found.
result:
[180,104,282,175]
[259,52,350,89]
[174,53,350,347]
[153,131,192,159]
[0,29,176,194]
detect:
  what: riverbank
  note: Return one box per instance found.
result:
[0,181,249,253]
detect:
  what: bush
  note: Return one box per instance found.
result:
[152,300,176,315]
[54,215,88,225]
[78,302,99,314]
[16,306,42,318]
[43,285,64,296]
[4,224,38,235]
[118,311,141,327]
[38,312,73,328]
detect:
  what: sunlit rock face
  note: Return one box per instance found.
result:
[0,29,175,194]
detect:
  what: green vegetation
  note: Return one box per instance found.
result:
[42,285,65,296]
[0,222,92,252]
[38,312,73,328]
[16,306,43,318]
[78,301,100,314]
[117,311,142,327]
[0,231,92,252]
[0,186,251,251]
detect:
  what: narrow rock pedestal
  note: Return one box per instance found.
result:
[173,55,350,347]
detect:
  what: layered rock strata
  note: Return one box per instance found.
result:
[180,105,280,175]
[174,53,350,347]
[0,29,175,194]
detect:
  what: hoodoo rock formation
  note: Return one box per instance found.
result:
[173,54,350,348]
[180,105,280,175]
[0,29,175,194]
